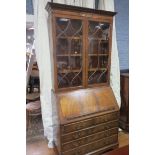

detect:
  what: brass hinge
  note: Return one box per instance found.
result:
[80,13,86,17]
[86,14,93,18]
[80,13,93,18]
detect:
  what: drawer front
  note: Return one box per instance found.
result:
[62,128,118,152]
[61,111,119,134]
[62,134,118,155]
[62,120,118,143]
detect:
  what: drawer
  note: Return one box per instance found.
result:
[62,134,118,155]
[61,112,119,134]
[61,120,118,143]
[62,128,118,152]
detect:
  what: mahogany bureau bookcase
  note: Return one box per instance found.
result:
[46,2,119,155]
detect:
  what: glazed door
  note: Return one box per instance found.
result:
[53,15,85,90]
[86,18,112,86]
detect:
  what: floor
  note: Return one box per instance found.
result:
[27,130,129,155]
[27,136,54,155]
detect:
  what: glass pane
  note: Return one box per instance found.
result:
[88,21,110,85]
[56,17,83,89]
[88,70,107,84]
[71,39,82,54]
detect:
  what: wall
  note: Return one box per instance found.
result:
[114,0,129,70]
[26,0,34,15]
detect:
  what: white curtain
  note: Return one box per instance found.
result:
[33,0,54,148]
[53,0,95,8]
[33,0,120,148]
[98,0,121,107]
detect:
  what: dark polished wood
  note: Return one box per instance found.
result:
[61,121,118,143]
[102,145,129,155]
[62,128,118,152]
[62,135,118,155]
[46,2,117,16]
[46,2,119,155]
[119,70,129,132]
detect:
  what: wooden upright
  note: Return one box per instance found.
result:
[46,2,119,155]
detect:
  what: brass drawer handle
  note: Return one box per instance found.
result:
[73,142,79,147]
[73,134,78,139]
[73,132,81,139]
[105,125,109,129]
[76,123,83,130]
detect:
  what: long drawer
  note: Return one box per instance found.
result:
[61,120,118,143]
[61,112,119,134]
[62,134,118,155]
[62,128,118,152]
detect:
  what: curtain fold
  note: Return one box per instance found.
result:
[33,0,54,148]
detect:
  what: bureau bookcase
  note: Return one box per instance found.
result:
[46,2,119,155]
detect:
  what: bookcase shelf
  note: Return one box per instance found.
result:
[88,53,108,56]
[57,54,82,57]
